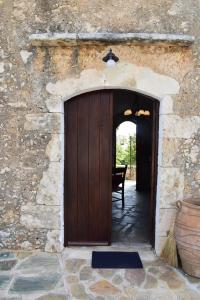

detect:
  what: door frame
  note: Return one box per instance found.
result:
[63,88,160,248]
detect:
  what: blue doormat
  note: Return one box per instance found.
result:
[92,251,143,269]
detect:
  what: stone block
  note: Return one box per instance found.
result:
[45,230,63,252]
[20,205,60,229]
[46,134,63,162]
[36,294,68,300]
[0,275,12,289]
[24,113,63,134]
[159,208,177,237]
[158,138,182,167]
[9,273,60,293]
[0,260,17,271]
[0,252,15,260]
[79,266,93,281]
[159,269,184,289]
[17,253,60,274]
[159,95,174,115]
[143,274,158,289]
[159,167,184,208]
[65,259,87,273]
[45,96,63,113]
[89,280,121,296]
[0,252,17,271]
[125,269,146,286]
[160,115,200,139]
[70,283,88,299]
[36,162,62,206]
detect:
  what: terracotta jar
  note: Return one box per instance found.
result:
[174,199,200,278]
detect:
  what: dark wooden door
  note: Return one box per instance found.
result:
[64,90,113,246]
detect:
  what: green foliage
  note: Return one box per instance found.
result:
[116,135,136,166]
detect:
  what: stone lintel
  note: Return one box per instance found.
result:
[29,32,195,47]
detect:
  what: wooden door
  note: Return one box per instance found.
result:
[64,90,113,246]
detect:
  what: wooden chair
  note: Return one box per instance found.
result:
[112,165,127,208]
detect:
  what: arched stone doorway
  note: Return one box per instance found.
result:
[64,88,159,247]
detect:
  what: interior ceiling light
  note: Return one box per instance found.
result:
[124,109,133,116]
[135,110,150,116]
[144,110,150,116]
[102,48,119,67]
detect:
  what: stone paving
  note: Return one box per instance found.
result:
[112,181,151,245]
[0,246,200,300]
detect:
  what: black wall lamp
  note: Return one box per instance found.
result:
[102,48,119,67]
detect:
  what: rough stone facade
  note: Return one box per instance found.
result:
[0,1,200,254]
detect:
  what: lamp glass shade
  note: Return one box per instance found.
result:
[106,59,116,67]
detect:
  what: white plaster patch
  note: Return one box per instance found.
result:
[133,66,179,97]
[46,134,63,162]
[104,63,136,88]
[159,95,174,115]
[36,162,62,205]
[46,63,179,99]
[45,95,63,113]
[0,62,5,73]
[45,230,63,252]
[46,69,106,97]
[20,50,33,64]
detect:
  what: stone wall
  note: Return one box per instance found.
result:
[0,0,200,254]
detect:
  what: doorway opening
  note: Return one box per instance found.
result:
[112,121,139,244]
[116,121,136,181]
[111,90,159,246]
[64,89,159,247]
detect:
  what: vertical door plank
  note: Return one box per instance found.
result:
[99,91,113,243]
[88,92,101,242]
[77,94,89,242]
[64,100,78,243]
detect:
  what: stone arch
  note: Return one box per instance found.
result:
[63,85,161,103]
[43,64,180,253]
